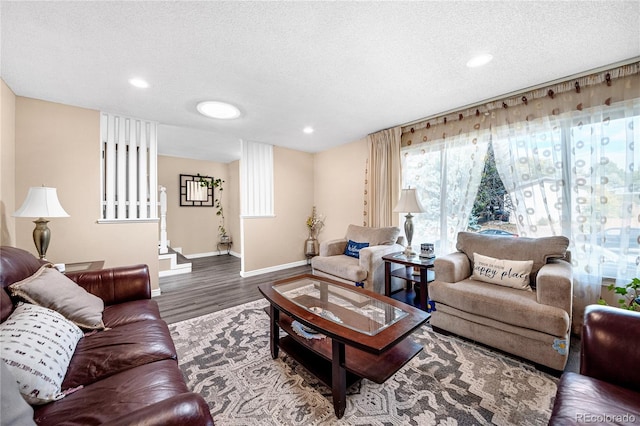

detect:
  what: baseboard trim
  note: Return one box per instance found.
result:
[240,260,308,278]
[159,269,192,278]
[185,251,241,259]
[151,288,162,297]
[184,252,216,259]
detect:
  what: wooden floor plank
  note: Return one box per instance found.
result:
[156,254,312,324]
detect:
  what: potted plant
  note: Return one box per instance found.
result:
[598,277,640,311]
[197,174,228,242]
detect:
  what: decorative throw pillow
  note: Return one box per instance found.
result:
[471,253,534,291]
[0,303,83,405]
[9,265,105,330]
[344,240,369,258]
[0,361,36,425]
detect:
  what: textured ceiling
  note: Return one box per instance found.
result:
[2,1,639,162]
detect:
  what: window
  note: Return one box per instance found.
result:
[402,101,639,282]
[469,141,517,236]
[401,130,490,255]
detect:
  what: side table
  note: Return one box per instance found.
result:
[61,260,105,273]
[382,252,435,311]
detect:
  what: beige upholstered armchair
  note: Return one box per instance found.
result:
[429,232,573,371]
[311,224,405,294]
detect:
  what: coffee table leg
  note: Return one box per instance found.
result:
[331,340,347,418]
[270,305,279,359]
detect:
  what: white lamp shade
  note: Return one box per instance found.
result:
[393,188,426,213]
[13,187,69,218]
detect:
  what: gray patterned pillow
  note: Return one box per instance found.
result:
[0,303,83,405]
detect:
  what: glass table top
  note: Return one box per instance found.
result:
[272,277,408,336]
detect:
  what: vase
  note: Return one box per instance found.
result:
[304,230,319,259]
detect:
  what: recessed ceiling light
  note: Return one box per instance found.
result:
[303,126,314,134]
[129,78,149,88]
[196,101,241,119]
[466,54,493,68]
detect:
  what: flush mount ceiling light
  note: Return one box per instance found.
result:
[196,101,241,119]
[128,78,149,88]
[466,53,493,68]
[303,126,314,134]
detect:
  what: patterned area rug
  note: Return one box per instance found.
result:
[169,299,557,425]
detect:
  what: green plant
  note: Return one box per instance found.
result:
[598,277,640,311]
[196,174,226,236]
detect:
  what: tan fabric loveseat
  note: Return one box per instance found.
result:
[429,232,572,371]
[311,224,404,294]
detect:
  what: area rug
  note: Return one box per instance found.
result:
[169,299,557,425]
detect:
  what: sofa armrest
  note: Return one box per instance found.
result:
[65,264,151,306]
[319,239,348,257]
[535,259,573,314]
[359,244,404,293]
[434,252,470,283]
[580,305,640,392]
[359,244,403,271]
[101,393,214,426]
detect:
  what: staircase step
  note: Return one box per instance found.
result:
[158,247,192,277]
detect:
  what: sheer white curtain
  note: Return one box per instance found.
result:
[401,132,490,255]
[493,98,640,333]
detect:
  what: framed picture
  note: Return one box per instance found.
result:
[179,174,214,207]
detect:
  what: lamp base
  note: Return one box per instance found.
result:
[32,218,51,260]
[403,246,417,258]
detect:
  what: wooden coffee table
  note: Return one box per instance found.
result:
[258,274,429,418]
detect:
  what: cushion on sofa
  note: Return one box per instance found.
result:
[471,253,533,290]
[456,232,569,284]
[0,246,47,289]
[62,319,178,389]
[429,278,570,336]
[34,359,191,425]
[9,266,105,330]
[310,255,367,283]
[0,303,84,405]
[1,290,13,322]
[102,299,163,327]
[345,224,400,246]
[550,372,640,424]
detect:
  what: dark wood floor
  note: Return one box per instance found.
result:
[155,254,311,324]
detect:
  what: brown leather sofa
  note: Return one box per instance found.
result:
[0,246,214,426]
[549,305,640,425]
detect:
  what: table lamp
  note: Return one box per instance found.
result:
[393,188,425,257]
[13,186,69,260]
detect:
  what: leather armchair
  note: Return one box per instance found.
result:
[549,305,640,425]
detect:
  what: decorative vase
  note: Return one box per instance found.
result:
[304,229,319,259]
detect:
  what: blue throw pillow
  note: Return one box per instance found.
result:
[344,240,369,258]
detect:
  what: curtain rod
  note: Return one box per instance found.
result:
[381,56,639,133]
